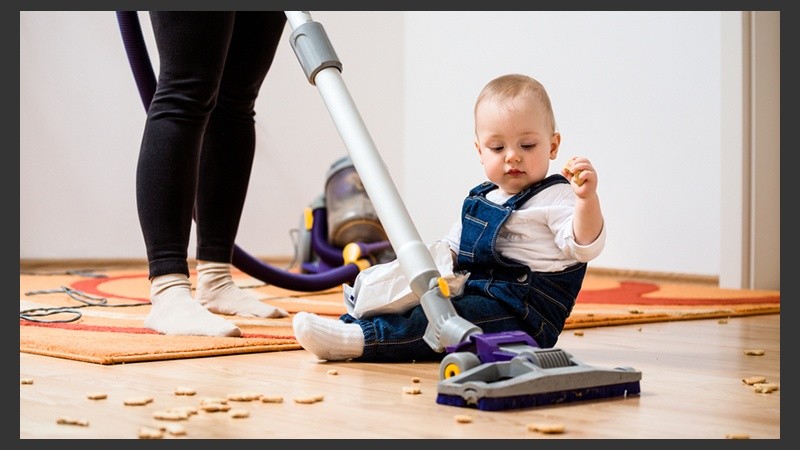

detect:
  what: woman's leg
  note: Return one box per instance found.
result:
[137,12,239,336]
[193,12,289,318]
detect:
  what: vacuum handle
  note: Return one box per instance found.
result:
[285,11,439,298]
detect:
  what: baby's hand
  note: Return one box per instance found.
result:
[562,156,597,194]
[562,157,584,186]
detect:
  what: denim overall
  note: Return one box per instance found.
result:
[342,174,586,362]
[455,174,587,348]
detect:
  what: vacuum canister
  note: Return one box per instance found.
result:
[324,156,388,247]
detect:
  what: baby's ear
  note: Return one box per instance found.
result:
[549,132,561,159]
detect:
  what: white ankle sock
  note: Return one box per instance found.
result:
[292,312,364,361]
[195,261,288,318]
[144,273,241,337]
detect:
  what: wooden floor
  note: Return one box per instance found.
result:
[20,313,780,439]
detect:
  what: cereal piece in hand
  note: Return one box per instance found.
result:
[562,158,584,186]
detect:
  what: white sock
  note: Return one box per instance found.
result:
[144,273,241,337]
[195,261,288,318]
[292,312,364,361]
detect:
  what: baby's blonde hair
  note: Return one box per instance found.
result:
[474,74,557,134]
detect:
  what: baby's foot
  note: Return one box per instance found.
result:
[292,312,364,361]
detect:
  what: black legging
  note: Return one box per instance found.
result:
[136,12,286,279]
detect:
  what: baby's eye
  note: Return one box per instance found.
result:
[489,146,504,152]
[521,143,535,150]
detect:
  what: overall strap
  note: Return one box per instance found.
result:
[467,181,498,198]
[503,174,569,209]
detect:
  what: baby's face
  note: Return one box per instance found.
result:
[474,94,559,194]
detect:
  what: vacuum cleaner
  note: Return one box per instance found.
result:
[119,11,642,411]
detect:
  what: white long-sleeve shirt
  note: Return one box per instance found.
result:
[442,182,606,273]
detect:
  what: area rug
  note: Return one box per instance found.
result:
[19,266,780,365]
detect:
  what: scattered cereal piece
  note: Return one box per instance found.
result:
[227,391,262,402]
[403,386,422,395]
[153,409,190,421]
[261,395,284,403]
[20,378,34,385]
[742,376,767,385]
[228,408,250,418]
[454,414,473,423]
[718,318,729,324]
[527,423,566,434]
[573,330,584,336]
[123,396,154,406]
[200,402,231,412]
[138,426,164,439]
[744,349,765,356]
[294,394,325,404]
[753,382,779,393]
[200,397,228,405]
[57,416,89,427]
[174,386,197,396]
[327,369,339,375]
[725,433,750,439]
[163,423,187,436]
[411,377,421,384]
[86,392,107,400]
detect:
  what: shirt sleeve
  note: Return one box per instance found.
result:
[441,220,462,255]
[559,215,606,262]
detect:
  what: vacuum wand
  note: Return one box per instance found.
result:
[285,11,480,351]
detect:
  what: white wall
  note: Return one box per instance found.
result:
[21,11,725,278]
